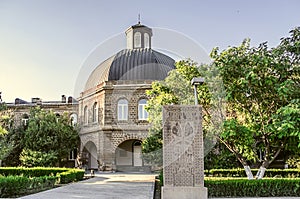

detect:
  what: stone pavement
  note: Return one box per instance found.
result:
[213,198,300,199]
[19,172,156,199]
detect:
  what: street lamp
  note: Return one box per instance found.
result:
[191,77,205,105]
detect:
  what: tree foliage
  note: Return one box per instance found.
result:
[0,103,14,162]
[21,107,79,167]
[211,27,300,178]
[142,59,225,166]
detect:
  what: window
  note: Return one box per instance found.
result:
[118,99,128,121]
[69,148,78,160]
[144,33,149,48]
[70,113,78,126]
[55,113,60,122]
[138,99,148,120]
[84,106,88,124]
[92,102,98,122]
[22,114,29,126]
[134,32,141,48]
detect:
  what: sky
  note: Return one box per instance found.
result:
[0,0,299,102]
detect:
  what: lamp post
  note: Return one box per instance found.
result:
[191,77,205,105]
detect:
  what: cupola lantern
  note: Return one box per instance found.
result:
[125,22,153,49]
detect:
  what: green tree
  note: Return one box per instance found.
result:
[211,27,300,179]
[142,59,225,167]
[3,125,26,166]
[0,103,14,165]
[21,107,79,167]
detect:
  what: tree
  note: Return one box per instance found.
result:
[211,27,300,179]
[142,59,225,167]
[0,103,14,165]
[21,107,79,167]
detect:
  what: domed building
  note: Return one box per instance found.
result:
[78,22,175,171]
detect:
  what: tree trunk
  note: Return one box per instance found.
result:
[255,166,266,179]
[244,165,254,180]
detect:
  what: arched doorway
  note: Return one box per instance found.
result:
[115,139,144,171]
[133,141,143,166]
[82,141,98,170]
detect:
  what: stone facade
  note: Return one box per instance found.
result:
[78,81,152,170]
[7,98,78,127]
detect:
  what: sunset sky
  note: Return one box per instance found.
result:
[1,0,299,102]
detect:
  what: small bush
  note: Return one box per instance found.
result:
[58,169,85,184]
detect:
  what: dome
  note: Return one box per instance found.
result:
[84,48,175,90]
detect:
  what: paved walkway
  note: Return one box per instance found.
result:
[17,172,300,199]
[213,198,300,199]
[19,173,156,199]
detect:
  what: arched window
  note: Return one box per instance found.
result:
[118,99,128,121]
[84,106,88,124]
[138,99,148,120]
[70,113,78,126]
[144,33,149,48]
[134,32,141,48]
[92,102,98,122]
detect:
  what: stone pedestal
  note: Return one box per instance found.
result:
[162,186,207,199]
[162,105,207,199]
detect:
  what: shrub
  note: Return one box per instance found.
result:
[20,149,58,167]
[0,167,85,197]
[0,167,68,177]
[205,178,300,197]
[0,175,56,198]
[206,168,300,178]
[58,169,85,184]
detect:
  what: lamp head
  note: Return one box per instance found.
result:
[191,77,205,86]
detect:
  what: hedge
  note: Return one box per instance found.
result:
[58,169,85,184]
[0,167,69,177]
[0,175,57,198]
[205,168,300,178]
[0,167,85,198]
[205,178,300,197]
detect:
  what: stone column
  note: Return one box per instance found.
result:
[162,105,207,199]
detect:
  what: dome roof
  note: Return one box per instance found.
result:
[84,48,175,90]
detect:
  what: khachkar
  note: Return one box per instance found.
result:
[162,105,207,199]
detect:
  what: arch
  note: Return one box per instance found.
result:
[117,99,128,121]
[134,32,141,48]
[138,99,148,120]
[83,105,88,124]
[92,102,98,123]
[112,132,146,151]
[70,113,78,126]
[82,141,98,170]
[115,139,143,167]
[144,33,150,48]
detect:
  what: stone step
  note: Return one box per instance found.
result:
[116,165,151,173]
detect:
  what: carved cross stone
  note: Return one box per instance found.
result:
[162,105,207,199]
